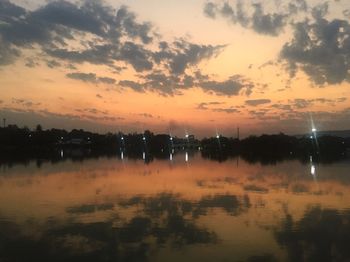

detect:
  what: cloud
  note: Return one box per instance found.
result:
[196,101,240,114]
[119,80,144,92]
[118,41,153,72]
[138,113,153,118]
[0,1,155,71]
[119,72,255,96]
[197,101,225,110]
[0,38,20,65]
[46,59,61,68]
[11,98,41,107]
[280,6,350,85]
[212,107,240,113]
[168,41,225,75]
[203,2,217,18]
[66,72,116,85]
[251,3,287,36]
[245,99,271,106]
[0,0,225,76]
[292,98,312,109]
[25,58,39,68]
[203,0,307,36]
[75,108,109,115]
[271,98,348,111]
[0,107,123,132]
[200,75,254,96]
[0,0,242,97]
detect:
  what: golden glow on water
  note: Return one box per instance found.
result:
[0,154,350,261]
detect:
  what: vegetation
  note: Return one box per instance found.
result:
[0,125,349,166]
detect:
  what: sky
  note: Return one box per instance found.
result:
[0,0,349,137]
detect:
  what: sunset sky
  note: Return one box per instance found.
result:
[0,0,349,137]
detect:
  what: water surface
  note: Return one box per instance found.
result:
[1,152,350,261]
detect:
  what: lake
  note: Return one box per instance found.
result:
[1,151,350,262]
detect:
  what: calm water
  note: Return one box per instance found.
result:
[1,152,350,262]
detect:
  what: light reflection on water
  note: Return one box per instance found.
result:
[0,152,350,262]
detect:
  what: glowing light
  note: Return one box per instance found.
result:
[311,165,316,176]
[121,151,124,160]
[185,134,189,138]
[143,136,146,141]
[60,150,64,158]
[310,135,313,139]
[142,152,145,160]
[216,134,220,139]
[121,137,124,140]
[170,137,173,141]
[170,153,173,161]
[185,152,189,162]
[312,128,317,132]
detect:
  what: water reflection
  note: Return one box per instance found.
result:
[0,153,350,261]
[276,207,350,262]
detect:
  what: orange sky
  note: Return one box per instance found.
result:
[0,0,349,137]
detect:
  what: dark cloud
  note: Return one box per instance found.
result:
[197,102,240,114]
[212,107,240,113]
[0,0,239,97]
[119,80,144,92]
[168,41,225,75]
[46,59,61,68]
[271,104,293,111]
[245,99,271,106]
[203,2,217,18]
[25,58,40,68]
[76,108,109,115]
[116,6,153,44]
[197,101,225,110]
[0,0,26,24]
[288,0,308,15]
[203,0,306,36]
[0,0,225,76]
[200,75,254,96]
[251,3,287,36]
[281,8,350,85]
[66,72,116,85]
[0,38,20,65]
[271,98,348,111]
[0,1,154,71]
[119,72,254,97]
[292,98,312,109]
[118,41,153,72]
